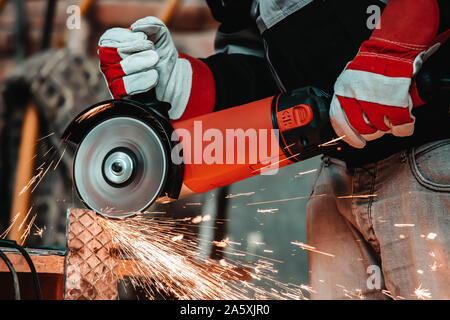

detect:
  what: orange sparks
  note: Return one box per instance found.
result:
[75,103,113,123]
[99,215,306,300]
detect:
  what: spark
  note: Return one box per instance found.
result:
[33,225,46,238]
[318,135,346,148]
[225,192,255,199]
[426,233,437,240]
[247,193,327,206]
[291,241,335,258]
[247,195,307,206]
[171,234,184,242]
[337,194,377,199]
[429,261,440,272]
[36,132,55,142]
[257,208,279,214]
[191,215,203,224]
[253,152,301,174]
[413,284,432,300]
[75,103,113,123]
[299,284,316,294]
[294,169,318,178]
[394,223,415,228]
[417,269,424,274]
[53,144,67,171]
[17,207,34,232]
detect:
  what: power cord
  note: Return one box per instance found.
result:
[0,249,21,300]
[0,239,41,300]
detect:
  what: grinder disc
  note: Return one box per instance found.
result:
[73,116,168,218]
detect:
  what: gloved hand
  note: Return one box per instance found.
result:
[98,16,215,120]
[329,0,446,148]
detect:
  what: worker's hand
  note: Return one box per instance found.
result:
[329,0,444,149]
[98,17,202,120]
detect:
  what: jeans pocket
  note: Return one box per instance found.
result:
[408,139,450,192]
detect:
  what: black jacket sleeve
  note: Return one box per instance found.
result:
[201,0,278,111]
[200,53,278,112]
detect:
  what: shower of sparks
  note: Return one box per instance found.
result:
[225,192,255,199]
[212,237,230,248]
[30,160,54,194]
[413,284,432,300]
[429,261,440,272]
[291,241,335,258]
[99,215,308,300]
[1,207,36,243]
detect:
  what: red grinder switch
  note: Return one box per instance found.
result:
[277,104,314,131]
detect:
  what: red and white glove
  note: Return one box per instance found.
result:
[98,16,215,120]
[330,0,446,148]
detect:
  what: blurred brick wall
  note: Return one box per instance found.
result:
[0,0,219,81]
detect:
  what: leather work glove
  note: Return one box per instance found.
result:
[329,0,448,148]
[98,16,215,120]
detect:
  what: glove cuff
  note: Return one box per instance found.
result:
[172,52,216,121]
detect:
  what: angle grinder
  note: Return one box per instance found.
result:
[63,42,449,219]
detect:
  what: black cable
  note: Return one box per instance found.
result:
[0,240,41,300]
[41,0,58,50]
[0,249,21,300]
[13,0,27,61]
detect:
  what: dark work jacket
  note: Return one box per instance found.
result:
[201,0,450,168]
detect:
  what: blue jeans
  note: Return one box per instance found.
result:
[306,138,450,299]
